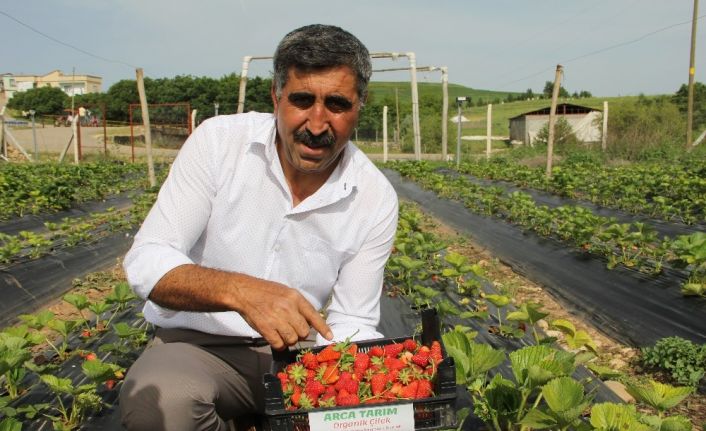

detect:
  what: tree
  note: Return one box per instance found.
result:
[6,86,68,116]
[542,81,569,98]
[673,81,706,131]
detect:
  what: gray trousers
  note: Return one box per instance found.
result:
[119,328,273,431]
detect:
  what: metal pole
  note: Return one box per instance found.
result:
[136,68,156,187]
[383,105,388,163]
[441,67,449,161]
[486,104,492,160]
[214,102,219,117]
[686,0,699,149]
[408,52,421,160]
[602,101,608,152]
[456,102,462,168]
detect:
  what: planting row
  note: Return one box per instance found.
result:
[390,161,706,298]
[0,161,152,221]
[454,158,706,225]
[0,276,150,431]
[0,189,156,268]
[387,202,701,430]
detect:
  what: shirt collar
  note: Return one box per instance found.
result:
[248,115,359,214]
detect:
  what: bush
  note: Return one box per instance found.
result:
[532,117,581,149]
[641,336,706,386]
[605,96,685,161]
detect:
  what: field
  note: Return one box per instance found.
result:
[0,149,704,430]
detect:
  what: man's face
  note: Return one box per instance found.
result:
[272,66,361,174]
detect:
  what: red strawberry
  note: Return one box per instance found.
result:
[81,329,92,338]
[384,343,404,358]
[403,338,418,352]
[370,373,388,396]
[336,389,360,406]
[276,372,289,388]
[85,352,98,361]
[290,386,303,407]
[353,352,370,376]
[319,364,340,385]
[411,350,430,368]
[368,346,385,357]
[300,351,319,370]
[304,378,326,401]
[335,372,359,394]
[364,397,387,404]
[316,345,341,363]
[319,392,336,407]
[105,379,116,390]
[416,379,433,398]
[384,356,406,371]
[399,380,419,399]
[347,343,358,356]
[430,341,443,364]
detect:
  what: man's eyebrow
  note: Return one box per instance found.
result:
[324,95,353,109]
[288,92,315,102]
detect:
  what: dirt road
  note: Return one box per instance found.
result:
[5,124,179,161]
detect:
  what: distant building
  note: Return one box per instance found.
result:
[1,70,102,99]
[509,103,602,145]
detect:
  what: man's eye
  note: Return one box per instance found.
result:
[288,94,315,108]
[325,97,353,113]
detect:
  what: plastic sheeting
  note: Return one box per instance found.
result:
[384,168,706,347]
[0,231,135,327]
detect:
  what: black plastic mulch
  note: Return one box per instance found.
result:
[0,192,137,236]
[437,168,703,239]
[0,231,135,328]
[383,168,706,347]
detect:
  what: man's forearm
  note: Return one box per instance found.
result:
[148,264,248,313]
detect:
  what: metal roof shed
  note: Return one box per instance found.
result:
[509,103,602,145]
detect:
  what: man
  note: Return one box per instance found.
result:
[120,24,398,430]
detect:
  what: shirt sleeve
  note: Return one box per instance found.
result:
[316,184,399,345]
[123,122,217,300]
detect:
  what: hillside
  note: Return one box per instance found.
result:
[367,81,520,106]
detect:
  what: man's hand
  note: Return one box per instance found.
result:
[232,279,333,350]
[148,264,332,350]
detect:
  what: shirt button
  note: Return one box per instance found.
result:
[274,244,280,252]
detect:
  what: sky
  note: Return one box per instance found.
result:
[1,0,704,97]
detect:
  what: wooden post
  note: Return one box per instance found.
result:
[602,101,608,152]
[0,115,5,159]
[686,0,699,149]
[71,115,79,164]
[546,65,563,178]
[486,104,492,160]
[136,68,156,187]
[383,105,388,163]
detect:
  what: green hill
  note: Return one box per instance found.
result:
[367,81,520,106]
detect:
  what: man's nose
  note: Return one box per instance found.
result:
[306,102,330,136]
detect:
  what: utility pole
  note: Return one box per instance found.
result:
[686,0,699,149]
[486,104,492,160]
[546,65,563,178]
[71,67,76,116]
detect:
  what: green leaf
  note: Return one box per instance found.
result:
[590,403,648,431]
[587,363,623,380]
[519,408,557,429]
[0,418,22,431]
[444,251,467,268]
[551,319,576,336]
[625,381,693,413]
[40,374,74,395]
[566,330,598,353]
[658,415,692,431]
[62,293,89,311]
[82,358,123,384]
[485,294,510,308]
[542,376,592,425]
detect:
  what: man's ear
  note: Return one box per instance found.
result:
[271,84,279,113]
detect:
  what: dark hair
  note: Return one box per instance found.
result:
[273,24,371,104]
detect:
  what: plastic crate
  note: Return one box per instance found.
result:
[261,308,457,431]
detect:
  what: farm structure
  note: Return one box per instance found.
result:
[509,103,602,145]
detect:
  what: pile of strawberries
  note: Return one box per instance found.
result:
[277,338,444,410]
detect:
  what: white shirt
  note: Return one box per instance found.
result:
[124,112,398,344]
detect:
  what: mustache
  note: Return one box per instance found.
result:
[293,129,336,148]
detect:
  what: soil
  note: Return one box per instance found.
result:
[406,199,706,429]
